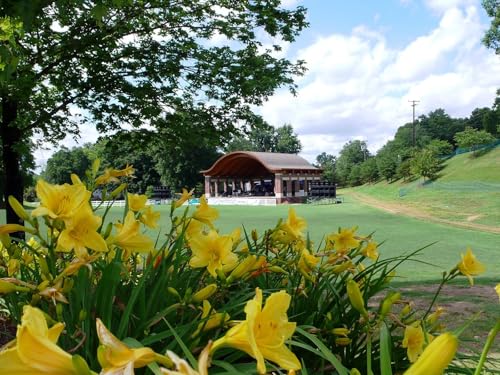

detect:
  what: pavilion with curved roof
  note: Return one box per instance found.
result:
[202,151,322,204]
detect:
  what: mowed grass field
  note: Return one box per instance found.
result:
[95,199,499,283]
[345,147,500,227]
[2,199,497,282]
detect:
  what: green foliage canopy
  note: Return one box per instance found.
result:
[0,0,307,224]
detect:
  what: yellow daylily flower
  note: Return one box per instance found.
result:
[31,179,91,220]
[96,165,135,185]
[192,195,219,227]
[140,206,161,229]
[39,279,69,305]
[326,227,360,253]
[127,193,148,212]
[0,305,78,374]
[426,307,445,325]
[189,230,238,277]
[280,208,307,242]
[362,241,379,260]
[108,211,155,254]
[402,324,425,363]
[212,288,301,374]
[297,249,319,279]
[404,332,458,375]
[56,205,107,258]
[184,218,205,240]
[496,283,500,302]
[457,247,485,286]
[96,318,156,374]
[174,188,194,208]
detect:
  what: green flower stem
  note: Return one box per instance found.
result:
[473,318,500,375]
[366,330,373,375]
[423,271,449,320]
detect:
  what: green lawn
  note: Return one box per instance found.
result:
[2,198,498,282]
[96,199,499,282]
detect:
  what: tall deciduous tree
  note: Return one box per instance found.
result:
[0,0,307,225]
[225,122,302,153]
[315,152,336,183]
[482,0,500,54]
[43,146,91,184]
[336,140,369,185]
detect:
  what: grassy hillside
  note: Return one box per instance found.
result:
[439,147,500,183]
[344,147,500,227]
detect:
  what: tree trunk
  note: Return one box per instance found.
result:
[1,96,25,238]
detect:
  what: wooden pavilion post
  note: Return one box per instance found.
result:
[204,176,211,198]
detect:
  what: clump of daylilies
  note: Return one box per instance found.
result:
[0,160,498,374]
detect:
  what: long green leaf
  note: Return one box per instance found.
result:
[296,327,349,375]
[379,322,393,375]
[164,319,198,369]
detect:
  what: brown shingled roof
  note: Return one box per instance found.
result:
[202,151,321,178]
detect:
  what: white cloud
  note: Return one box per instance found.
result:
[280,0,302,9]
[424,0,478,14]
[260,3,500,162]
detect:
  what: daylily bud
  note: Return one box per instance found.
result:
[38,257,51,279]
[38,280,50,291]
[227,255,257,282]
[0,279,19,294]
[404,332,458,375]
[401,303,412,317]
[0,223,36,235]
[70,174,83,185]
[79,309,87,321]
[332,327,350,337]
[268,266,288,274]
[8,259,20,276]
[192,284,218,303]
[215,268,227,282]
[379,292,401,319]
[110,183,127,199]
[8,195,30,221]
[63,278,74,294]
[72,354,92,375]
[335,337,352,346]
[102,222,113,239]
[0,233,11,247]
[56,303,64,320]
[346,279,368,318]
[330,261,354,274]
[167,287,181,300]
[251,229,258,242]
[350,369,361,375]
[92,158,101,176]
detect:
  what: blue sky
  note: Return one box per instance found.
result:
[259,0,500,162]
[35,0,500,168]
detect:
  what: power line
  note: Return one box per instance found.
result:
[409,100,419,147]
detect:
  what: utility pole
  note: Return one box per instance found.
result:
[409,100,419,147]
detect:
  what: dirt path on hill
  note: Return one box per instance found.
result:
[346,191,500,234]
